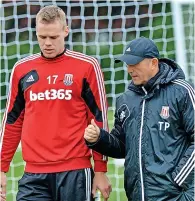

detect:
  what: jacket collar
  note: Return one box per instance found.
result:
[128,64,166,95]
[128,57,185,95]
[41,48,66,59]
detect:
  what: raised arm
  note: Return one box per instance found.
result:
[85,100,127,159]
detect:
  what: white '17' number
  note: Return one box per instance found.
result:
[47,75,58,84]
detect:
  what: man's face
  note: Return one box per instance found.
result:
[36,20,69,58]
[127,58,157,85]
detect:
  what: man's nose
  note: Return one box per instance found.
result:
[127,65,134,73]
[45,38,52,46]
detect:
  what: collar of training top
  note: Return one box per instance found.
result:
[41,48,66,59]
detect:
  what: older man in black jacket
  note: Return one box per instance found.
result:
[84,37,194,201]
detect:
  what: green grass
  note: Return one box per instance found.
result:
[5,110,127,201]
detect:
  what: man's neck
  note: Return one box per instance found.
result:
[41,49,66,59]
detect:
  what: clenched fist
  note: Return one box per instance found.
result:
[84,119,100,143]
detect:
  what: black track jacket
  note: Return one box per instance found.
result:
[87,58,194,201]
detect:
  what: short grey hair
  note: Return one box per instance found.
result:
[36,5,67,28]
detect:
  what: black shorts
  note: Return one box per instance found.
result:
[16,168,95,201]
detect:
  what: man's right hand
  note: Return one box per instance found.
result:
[1,171,6,201]
[84,119,100,143]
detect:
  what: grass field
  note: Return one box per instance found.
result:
[5,110,127,201]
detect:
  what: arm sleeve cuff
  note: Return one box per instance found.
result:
[1,161,10,173]
[94,160,107,172]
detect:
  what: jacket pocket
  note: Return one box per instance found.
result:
[172,169,194,191]
[146,171,181,198]
[168,172,182,190]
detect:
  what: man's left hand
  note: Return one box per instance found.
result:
[92,172,112,200]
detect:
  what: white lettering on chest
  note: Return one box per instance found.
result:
[30,89,72,101]
[158,121,170,131]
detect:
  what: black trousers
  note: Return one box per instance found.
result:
[16,168,95,201]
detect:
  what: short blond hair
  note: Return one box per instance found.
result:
[36,5,67,28]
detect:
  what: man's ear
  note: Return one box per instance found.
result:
[64,26,69,38]
[151,58,159,69]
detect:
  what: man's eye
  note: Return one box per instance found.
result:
[40,36,46,39]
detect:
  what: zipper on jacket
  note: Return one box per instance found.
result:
[139,86,147,201]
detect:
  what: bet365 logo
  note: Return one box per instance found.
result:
[30,89,72,101]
